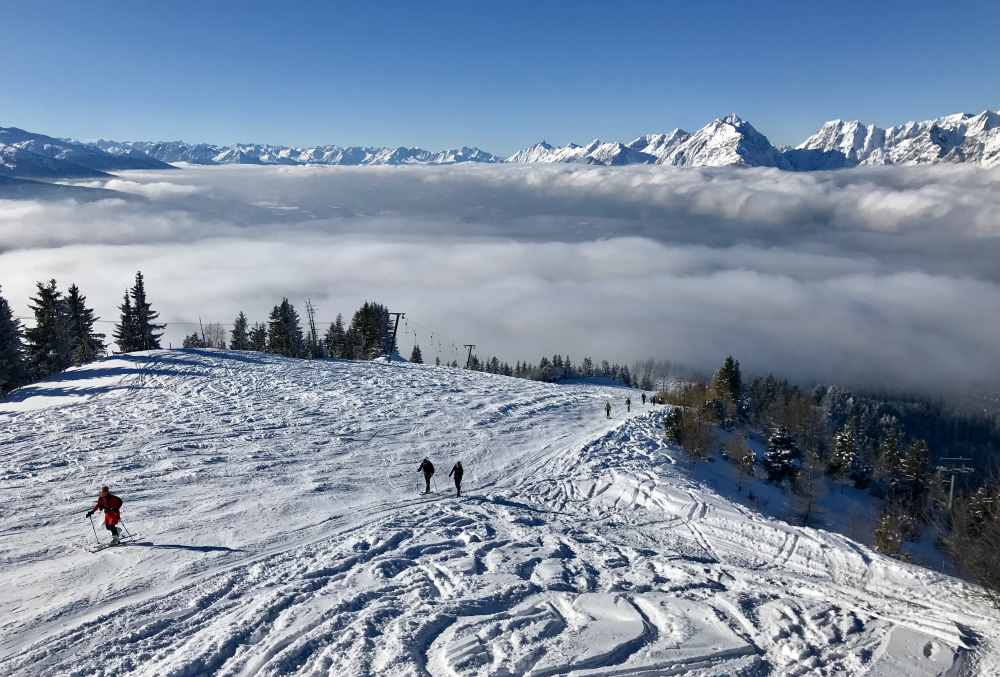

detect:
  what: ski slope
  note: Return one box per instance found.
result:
[0,350,997,676]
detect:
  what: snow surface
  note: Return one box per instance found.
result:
[1,350,997,676]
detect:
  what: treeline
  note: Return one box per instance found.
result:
[183,300,398,361]
[0,271,164,394]
[458,353,635,386]
[660,355,1000,606]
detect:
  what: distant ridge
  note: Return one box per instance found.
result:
[2,106,998,179]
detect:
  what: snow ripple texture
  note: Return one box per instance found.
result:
[0,350,997,676]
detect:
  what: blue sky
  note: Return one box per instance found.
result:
[3,1,998,154]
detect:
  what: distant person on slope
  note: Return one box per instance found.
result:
[642,393,647,405]
[626,396,631,413]
[449,461,464,497]
[85,485,123,544]
[418,458,435,494]
[605,401,612,418]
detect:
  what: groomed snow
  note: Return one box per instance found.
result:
[1,350,997,675]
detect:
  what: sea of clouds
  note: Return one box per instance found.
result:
[2,163,999,395]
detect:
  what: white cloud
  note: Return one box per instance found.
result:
[2,164,999,395]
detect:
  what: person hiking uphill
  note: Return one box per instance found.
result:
[605,401,612,419]
[418,458,435,494]
[642,392,647,405]
[85,485,123,544]
[626,396,631,413]
[449,461,464,497]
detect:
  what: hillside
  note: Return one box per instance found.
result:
[0,350,997,676]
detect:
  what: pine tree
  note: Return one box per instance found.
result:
[829,418,858,478]
[230,312,251,350]
[874,507,906,558]
[764,427,797,483]
[183,332,207,348]
[113,290,137,352]
[900,439,931,511]
[324,314,347,358]
[24,280,72,379]
[410,344,423,364]
[877,429,905,499]
[267,298,305,357]
[64,284,105,365]
[348,301,392,360]
[129,271,164,350]
[0,285,27,393]
[711,355,743,406]
[249,322,268,351]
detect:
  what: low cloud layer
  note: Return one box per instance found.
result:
[2,163,999,395]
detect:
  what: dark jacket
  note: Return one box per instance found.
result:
[419,459,435,477]
[449,463,464,479]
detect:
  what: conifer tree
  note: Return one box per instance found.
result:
[324,314,347,358]
[113,290,137,352]
[901,439,931,510]
[410,344,423,364]
[129,271,164,350]
[64,284,105,365]
[764,427,797,483]
[267,298,305,357]
[348,301,392,359]
[0,285,27,393]
[24,280,72,378]
[249,322,268,351]
[230,312,251,350]
[874,507,907,557]
[877,429,905,499]
[829,418,858,478]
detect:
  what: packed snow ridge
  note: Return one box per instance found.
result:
[1,349,998,676]
[2,106,998,180]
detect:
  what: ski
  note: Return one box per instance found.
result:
[88,534,140,552]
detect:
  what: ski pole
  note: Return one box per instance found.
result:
[88,514,100,544]
[119,518,132,538]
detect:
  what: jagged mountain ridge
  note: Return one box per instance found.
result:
[2,107,998,179]
[513,109,1000,169]
[91,139,501,167]
[0,127,172,178]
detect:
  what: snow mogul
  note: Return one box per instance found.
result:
[85,485,123,544]
[418,458,435,494]
[449,461,464,497]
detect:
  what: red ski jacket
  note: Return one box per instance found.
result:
[92,494,123,527]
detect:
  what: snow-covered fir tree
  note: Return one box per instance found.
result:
[764,427,797,483]
[324,314,347,358]
[129,271,164,350]
[828,418,858,478]
[114,271,164,352]
[64,284,105,365]
[113,290,136,353]
[229,312,250,350]
[249,322,268,352]
[347,302,393,359]
[410,344,423,364]
[267,298,305,357]
[24,280,72,379]
[877,429,905,499]
[0,285,27,394]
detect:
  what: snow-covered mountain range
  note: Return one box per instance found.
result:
[91,139,501,167]
[510,109,1000,169]
[2,107,998,180]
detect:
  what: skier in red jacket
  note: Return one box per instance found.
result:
[86,485,123,544]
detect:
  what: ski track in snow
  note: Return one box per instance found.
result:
[0,350,997,676]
